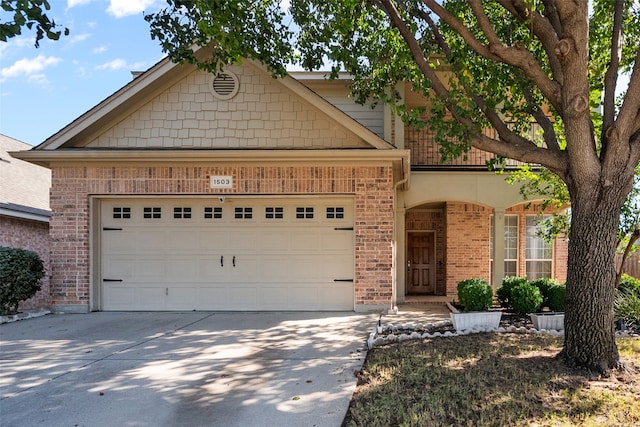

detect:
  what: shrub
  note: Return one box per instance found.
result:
[615,287,640,326]
[496,276,528,308]
[546,284,567,312]
[529,277,559,308]
[0,247,45,315]
[457,278,493,312]
[509,283,543,315]
[618,274,640,296]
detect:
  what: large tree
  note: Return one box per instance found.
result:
[146,0,640,373]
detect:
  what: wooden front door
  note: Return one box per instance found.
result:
[407,232,436,294]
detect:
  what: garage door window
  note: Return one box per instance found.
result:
[173,207,192,219]
[326,207,344,219]
[265,207,284,219]
[143,207,161,219]
[235,207,253,219]
[204,207,223,219]
[296,207,314,219]
[113,207,131,219]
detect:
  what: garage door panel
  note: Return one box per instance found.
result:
[227,230,261,252]
[103,287,135,309]
[103,257,135,279]
[136,287,167,309]
[228,287,258,309]
[260,231,290,251]
[135,258,168,281]
[322,232,354,251]
[101,197,354,311]
[198,231,230,251]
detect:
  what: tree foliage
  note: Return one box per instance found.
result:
[146,1,640,372]
[1,0,68,47]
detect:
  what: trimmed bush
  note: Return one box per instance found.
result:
[529,277,559,308]
[0,247,45,315]
[496,276,528,308]
[546,284,567,312]
[618,274,640,296]
[615,287,640,326]
[457,278,493,312]
[509,283,543,315]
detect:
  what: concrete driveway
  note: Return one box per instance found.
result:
[0,311,374,427]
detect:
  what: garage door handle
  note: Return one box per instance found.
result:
[221,255,224,267]
[232,256,236,267]
[334,227,354,231]
[334,279,354,282]
[103,278,123,282]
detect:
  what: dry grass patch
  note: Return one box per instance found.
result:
[343,335,640,427]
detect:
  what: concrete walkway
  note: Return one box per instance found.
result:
[0,311,376,427]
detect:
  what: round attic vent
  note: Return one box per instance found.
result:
[210,71,239,100]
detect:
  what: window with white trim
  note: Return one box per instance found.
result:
[490,215,518,278]
[525,215,553,279]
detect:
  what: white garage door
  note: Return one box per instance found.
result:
[100,197,354,311]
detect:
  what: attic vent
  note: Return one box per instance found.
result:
[210,71,239,100]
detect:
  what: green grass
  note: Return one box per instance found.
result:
[343,335,640,427]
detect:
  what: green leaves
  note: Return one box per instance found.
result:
[0,0,69,47]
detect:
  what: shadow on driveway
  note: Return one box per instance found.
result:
[0,311,374,427]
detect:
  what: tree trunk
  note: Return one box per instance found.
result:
[563,184,622,373]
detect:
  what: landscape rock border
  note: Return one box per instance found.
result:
[367,319,637,349]
[0,309,51,324]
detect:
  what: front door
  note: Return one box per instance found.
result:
[407,232,436,294]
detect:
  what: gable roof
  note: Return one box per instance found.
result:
[0,134,51,222]
[33,56,396,151]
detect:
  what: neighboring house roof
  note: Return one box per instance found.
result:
[0,134,51,222]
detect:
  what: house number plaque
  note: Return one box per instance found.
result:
[210,175,233,189]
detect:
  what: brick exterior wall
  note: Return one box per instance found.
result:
[445,203,492,295]
[405,201,569,297]
[49,163,395,311]
[0,216,51,310]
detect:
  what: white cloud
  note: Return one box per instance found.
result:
[69,33,91,44]
[95,58,147,71]
[106,0,158,18]
[92,45,108,54]
[67,0,93,8]
[0,55,62,83]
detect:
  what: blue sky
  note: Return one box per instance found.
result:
[0,0,168,146]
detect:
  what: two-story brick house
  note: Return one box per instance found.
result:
[13,58,567,313]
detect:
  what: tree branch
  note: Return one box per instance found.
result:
[602,0,624,148]
[496,0,564,86]
[377,0,567,175]
[422,0,563,115]
[523,84,561,152]
[615,46,640,140]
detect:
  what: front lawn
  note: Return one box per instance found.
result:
[343,334,640,426]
